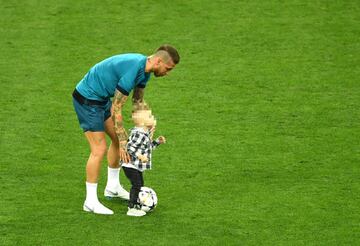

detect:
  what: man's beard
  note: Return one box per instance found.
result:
[154,71,163,77]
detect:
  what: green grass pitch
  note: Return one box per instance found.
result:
[1,0,359,245]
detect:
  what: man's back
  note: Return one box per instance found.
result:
[76,53,150,101]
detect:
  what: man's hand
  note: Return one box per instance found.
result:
[158,136,166,144]
[119,142,130,163]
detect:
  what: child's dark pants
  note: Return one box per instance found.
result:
[123,167,144,208]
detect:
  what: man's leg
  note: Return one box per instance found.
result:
[83,131,113,215]
[103,117,129,200]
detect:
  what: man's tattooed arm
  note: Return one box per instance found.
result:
[132,87,149,111]
[112,89,128,148]
[132,87,144,104]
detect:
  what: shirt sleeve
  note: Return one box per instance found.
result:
[151,138,160,150]
[116,60,140,96]
[136,72,151,89]
[116,71,137,96]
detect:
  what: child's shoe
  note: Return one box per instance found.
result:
[127,206,146,217]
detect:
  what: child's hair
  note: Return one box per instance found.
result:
[132,108,153,127]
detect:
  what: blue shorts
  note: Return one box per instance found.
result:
[72,97,112,132]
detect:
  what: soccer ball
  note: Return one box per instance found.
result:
[138,187,157,212]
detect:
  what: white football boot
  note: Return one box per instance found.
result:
[104,185,130,200]
[127,207,146,217]
[83,201,114,215]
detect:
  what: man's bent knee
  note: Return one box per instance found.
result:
[91,145,107,158]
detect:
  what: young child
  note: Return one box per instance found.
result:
[122,109,166,216]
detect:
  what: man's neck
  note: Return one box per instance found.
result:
[145,56,153,73]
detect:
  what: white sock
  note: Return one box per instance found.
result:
[106,166,121,188]
[86,182,99,204]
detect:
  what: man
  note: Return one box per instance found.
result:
[72,45,180,215]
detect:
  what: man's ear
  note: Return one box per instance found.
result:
[155,57,162,65]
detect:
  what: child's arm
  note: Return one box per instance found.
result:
[136,153,148,163]
[151,136,166,150]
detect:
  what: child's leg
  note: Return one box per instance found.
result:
[123,167,144,208]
